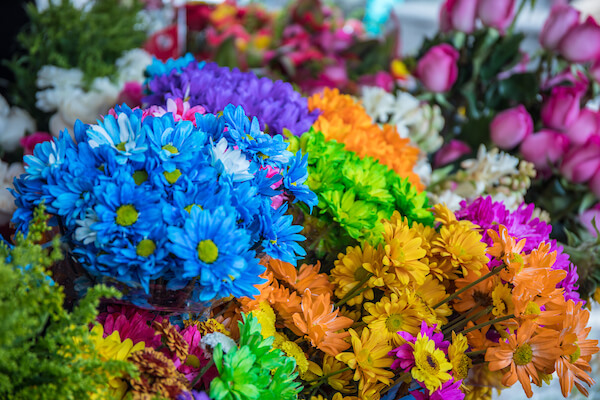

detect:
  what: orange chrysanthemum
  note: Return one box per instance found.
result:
[308,88,423,190]
[486,320,562,398]
[292,290,353,356]
[267,258,333,296]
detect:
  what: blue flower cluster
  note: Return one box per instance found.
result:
[12,104,317,302]
[144,57,320,137]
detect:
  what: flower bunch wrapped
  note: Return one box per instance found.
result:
[11,103,316,307]
[287,129,433,262]
[145,58,319,137]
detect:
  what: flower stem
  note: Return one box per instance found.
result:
[306,366,352,384]
[460,314,515,335]
[507,0,528,35]
[466,349,487,358]
[334,273,373,308]
[443,306,494,335]
[381,372,411,395]
[433,265,504,309]
[191,358,215,388]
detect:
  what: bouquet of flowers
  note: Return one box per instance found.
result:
[11,102,316,309]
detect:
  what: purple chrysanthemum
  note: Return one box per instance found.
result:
[144,60,320,137]
[456,196,581,302]
[411,378,465,400]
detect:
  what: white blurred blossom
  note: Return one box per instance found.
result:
[0,95,36,152]
[0,161,26,225]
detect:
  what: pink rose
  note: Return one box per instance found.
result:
[20,132,53,156]
[566,108,600,147]
[590,58,600,83]
[539,5,580,50]
[416,44,460,93]
[439,0,479,34]
[489,105,533,150]
[560,140,600,183]
[541,86,582,131]
[519,129,569,172]
[477,0,515,32]
[543,69,588,93]
[559,16,600,64]
[579,203,600,236]
[434,139,471,167]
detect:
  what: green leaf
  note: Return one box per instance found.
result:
[480,33,525,81]
[497,72,540,104]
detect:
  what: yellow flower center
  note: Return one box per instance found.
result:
[115,204,138,226]
[385,314,404,333]
[417,351,440,375]
[197,240,218,263]
[162,144,178,154]
[524,301,541,316]
[116,142,126,151]
[164,169,182,184]
[184,204,202,213]
[357,348,374,366]
[570,344,581,363]
[454,355,472,380]
[353,266,370,282]
[132,170,148,185]
[136,239,156,257]
[513,343,533,366]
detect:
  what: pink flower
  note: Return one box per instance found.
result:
[178,325,215,388]
[358,71,395,92]
[578,203,600,236]
[566,108,600,147]
[434,139,471,167]
[519,129,569,172]
[116,81,143,108]
[144,98,205,125]
[539,5,580,50]
[416,44,460,93]
[97,305,163,347]
[560,139,600,183]
[590,58,600,83]
[559,16,600,64]
[489,105,533,150]
[541,86,582,131]
[439,0,479,34]
[20,132,53,156]
[543,69,588,93]
[477,0,515,32]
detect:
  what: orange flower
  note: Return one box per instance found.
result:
[487,225,526,261]
[292,290,353,356]
[486,320,562,397]
[554,300,599,397]
[267,258,333,296]
[453,269,498,319]
[308,88,423,190]
[512,243,566,303]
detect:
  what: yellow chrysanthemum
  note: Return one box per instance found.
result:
[339,306,362,323]
[389,213,437,257]
[279,340,309,377]
[431,221,488,278]
[315,354,356,393]
[331,245,377,306]
[90,324,145,399]
[448,332,472,380]
[411,275,451,325]
[249,300,276,338]
[363,292,425,345]
[464,386,494,400]
[358,380,387,400]
[491,283,514,318]
[189,318,230,336]
[411,333,453,394]
[273,331,288,348]
[336,328,394,385]
[381,219,429,286]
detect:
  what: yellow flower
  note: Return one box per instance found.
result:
[249,300,276,338]
[358,380,387,400]
[382,219,429,286]
[411,332,452,393]
[188,318,230,336]
[363,292,425,345]
[331,245,377,306]
[90,324,144,399]
[336,328,394,385]
[448,332,472,380]
[491,283,514,318]
[411,275,451,326]
[317,354,355,393]
[431,221,488,278]
[279,340,309,377]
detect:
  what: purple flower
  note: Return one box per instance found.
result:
[177,390,211,400]
[411,379,465,400]
[144,61,319,137]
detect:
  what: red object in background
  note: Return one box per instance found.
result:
[20,132,53,156]
[144,24,179,61]
[186,2,212,31]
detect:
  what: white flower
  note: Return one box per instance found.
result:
[75,209,98,245]
[360,86,396,122]
[201,332,237,354]
[37,65,83,90]
[0,95,36,152]
[413,155,433,187]
[0,161,26,225]
[116,49,153,84]
[210,138,253,182]
[428,189,464,212]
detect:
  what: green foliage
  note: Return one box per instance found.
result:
[289,129,434,263]
[6,0,145,118]
[209,314,301,400]
[0,204,134,399]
